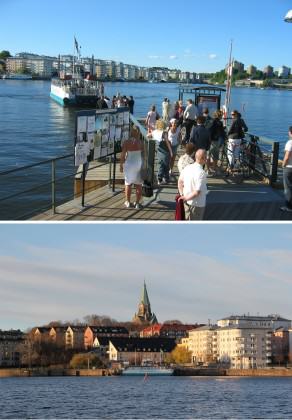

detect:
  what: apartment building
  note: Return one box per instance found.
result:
[0,330,24,367]
[216,326,272,369]
[278,66,291,78]
[217,314,291,330]
[140,323,203,340]
[187,326,217,364]
[65,326,86,350]
[108,337,176,364]
[6,57,53,77]
[84,326,129,349]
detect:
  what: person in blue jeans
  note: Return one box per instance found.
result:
[280,126,292,212]
[148,119,173,185]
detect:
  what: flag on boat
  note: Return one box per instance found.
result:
[74,37,80,55]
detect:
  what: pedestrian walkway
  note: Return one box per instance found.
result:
[31,169,290,221]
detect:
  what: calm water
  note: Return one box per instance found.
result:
[0,376,292,419]
[0,80,292,219]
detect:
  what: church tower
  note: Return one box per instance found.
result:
[132,281,158,325]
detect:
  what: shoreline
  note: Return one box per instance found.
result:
[1,367,292,378]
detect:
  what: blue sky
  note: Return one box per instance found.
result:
[1,0,292,72]
[1,223,292,331]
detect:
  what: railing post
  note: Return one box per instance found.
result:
[81,163,86,207]
[51,159,56,214]
[148,140,156,185]
[270,141,279,186]
[108,156,112,189]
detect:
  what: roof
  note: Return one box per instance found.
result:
[50,326,68,333]
[217,325,272,331]
[141,281,151,307]
[161,323,203,331]
[67,325,86,332]
[35,327,51,333]
[179,85,226,92]
[88,326,129,335]
[94,337,110,346]
[0,330,24,341]
[190,326,217,332]
[109,337,176,353]
[219,315,291,322]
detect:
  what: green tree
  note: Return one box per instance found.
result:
[0,50,11,59]
[262,79,274,88]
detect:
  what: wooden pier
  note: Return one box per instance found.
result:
[31,168,290,221]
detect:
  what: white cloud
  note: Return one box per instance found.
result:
[209,53,217,60]
[148,55,163,59]
[169,55,178,60]
[1,242,292,329]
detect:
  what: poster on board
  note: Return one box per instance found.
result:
[197,96,219,116]
[74,107,130,165]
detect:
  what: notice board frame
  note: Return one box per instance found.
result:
[74,107,130,206]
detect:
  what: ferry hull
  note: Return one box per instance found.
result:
[50,79,100,107]
[122,367,174,376]
[50,92,98,107]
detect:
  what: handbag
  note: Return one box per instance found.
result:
[142,180,153,197]
[175,194,185,220]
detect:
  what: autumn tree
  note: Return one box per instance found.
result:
[70,353,104,369]
[166,345,192,365]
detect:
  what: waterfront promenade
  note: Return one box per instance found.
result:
[31,169,290,221]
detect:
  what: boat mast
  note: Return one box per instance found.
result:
[224,39,233,127]
[73,37,75,79]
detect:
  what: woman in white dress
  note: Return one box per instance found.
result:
[168,118,182,175]
[120,127,144,209]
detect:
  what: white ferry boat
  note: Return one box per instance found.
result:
[3,73,32,80]
[122,366,174,376]
[50,77,101,107]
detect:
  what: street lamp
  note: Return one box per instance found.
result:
[284,10,292,22]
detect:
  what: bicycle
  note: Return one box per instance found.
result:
[219,139,250,184]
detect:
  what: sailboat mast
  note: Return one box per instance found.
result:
[224,40,233,127]
[73,37,75,78]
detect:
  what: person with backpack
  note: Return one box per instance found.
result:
[148,119,173,185]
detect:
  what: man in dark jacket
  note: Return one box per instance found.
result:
[96,96,108,110]
[189,115,211,151]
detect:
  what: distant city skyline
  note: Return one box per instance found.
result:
[0,224,292,331]
[1,0,292,73]
[6,50,292,76]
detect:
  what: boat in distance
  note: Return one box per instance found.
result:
[122,366,174,376]
[2,73,32,80]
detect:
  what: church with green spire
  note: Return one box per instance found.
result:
[132,281,158,325]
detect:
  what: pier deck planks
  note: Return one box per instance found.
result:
[31,170,291,221]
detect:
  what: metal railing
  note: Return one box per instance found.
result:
[0,121,279,220]
[243,134,279,185]
[0,115,154,220]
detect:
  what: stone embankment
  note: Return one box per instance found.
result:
[0,368,118,378]
[174,367,292,377]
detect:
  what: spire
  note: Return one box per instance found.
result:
[132,280,158,325]
[141,280,151,307]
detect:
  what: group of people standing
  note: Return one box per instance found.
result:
[144,98,250,220]
[96,94,135,114]
[119,95,292,218]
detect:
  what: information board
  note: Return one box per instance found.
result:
[197,95,220,116]
[74,107,130,166]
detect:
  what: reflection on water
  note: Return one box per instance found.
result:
[0,80,292,219]
[0,376,292,419]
